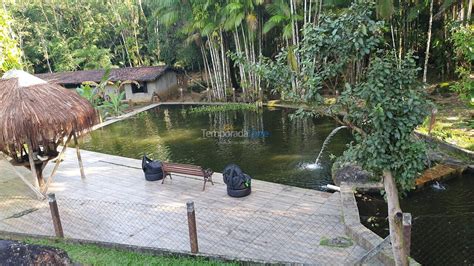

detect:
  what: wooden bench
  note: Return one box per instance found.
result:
[161,162,214,191]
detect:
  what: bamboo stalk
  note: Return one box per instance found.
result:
[42,133,73,194]
[423,0,434,83]
[73,133,85,179]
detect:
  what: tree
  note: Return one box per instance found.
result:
[0,8,21,73]
[450,24,474,104]
[335,53,432,265]
[235,1,385,102]
[224,0,264,101]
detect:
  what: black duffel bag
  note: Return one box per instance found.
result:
[142,155,164,181]
[222,164,251,197]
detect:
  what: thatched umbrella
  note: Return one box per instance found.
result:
[0,70,97,198]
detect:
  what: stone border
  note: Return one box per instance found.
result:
[0,230,286,265]
[339,183,420,266]
[339,183,396,265]
[92,102,229,131]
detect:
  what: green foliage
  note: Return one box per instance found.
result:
[263,0,300,39]
[99,90,129,117]
[0,9,21,73]
[76,84,100,108]
[76,69,130,118]
[6,0,169,72]
[450,25,474,105]
[77,68,111,106]
[232,1,385,104]
[72,45,112,70]
[336,53,432,192]
[187,103,258,114]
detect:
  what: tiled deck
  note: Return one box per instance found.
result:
[0,149,367,264]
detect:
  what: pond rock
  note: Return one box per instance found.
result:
[0,240,73,265]
[332,164,372,186]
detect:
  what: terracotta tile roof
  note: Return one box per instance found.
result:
[35,66,173,85]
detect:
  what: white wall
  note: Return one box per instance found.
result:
[123,71,179,102]
[104,85,117,97]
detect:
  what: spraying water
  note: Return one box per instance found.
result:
[303,126,348,170]
[431,181,446,190]
[314,126,348,164]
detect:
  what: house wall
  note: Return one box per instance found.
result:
[104,85,117,97]
[123,71,179,102]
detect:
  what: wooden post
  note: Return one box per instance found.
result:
[207,88,211,102]
[73,132,85,180]
[232,88,236,102]
[383,170,408,266]
[26,140,42,189]
[186,201,199,253]
[180,88,184,102]
[403,213,412,257]
[48,193,64,238]
[42,133,73,194]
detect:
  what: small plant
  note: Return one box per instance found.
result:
[76,84,101,108]
[99,90,128,117]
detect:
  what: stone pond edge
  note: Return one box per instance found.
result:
[339,182,420,266]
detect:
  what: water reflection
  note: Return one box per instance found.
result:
[79,105,353,189]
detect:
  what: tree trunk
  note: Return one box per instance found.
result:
[466,0,472,23]
[383,170,409,266]
[423,0,434,83]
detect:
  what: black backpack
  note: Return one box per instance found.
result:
[142,155,164,181]
[222,164,251,190]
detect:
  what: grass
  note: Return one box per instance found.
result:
[187,103,258,114]
[417,94,474,151]
[24,239,237,266]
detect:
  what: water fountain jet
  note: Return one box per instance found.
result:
[303,126,348,170]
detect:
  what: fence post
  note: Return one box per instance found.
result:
[232,88,236,102]
[48,193,64,238]
[186,201,199,253]
[403,213,412,257]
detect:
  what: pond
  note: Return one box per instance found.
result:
[78,104,473,264]
[78,105,353,189]
[357,172,474,265]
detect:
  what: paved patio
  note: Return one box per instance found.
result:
[0,149,368,264]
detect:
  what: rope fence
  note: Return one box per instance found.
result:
[0,195,366,264]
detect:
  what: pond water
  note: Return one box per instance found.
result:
[357,172,474,265]
[79,105,353,189]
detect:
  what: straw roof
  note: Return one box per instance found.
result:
[0,70,97,153]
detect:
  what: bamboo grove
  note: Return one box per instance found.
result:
[1,0,472,101]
